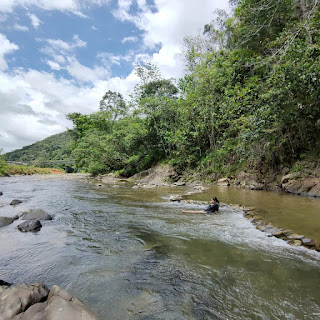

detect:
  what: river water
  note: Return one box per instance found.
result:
[0,174,319,319]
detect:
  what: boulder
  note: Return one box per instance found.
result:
[172,181,186,187]
[290,240,302,246]
[281,172,302,185]
[282,179,303,194]
[0,284,98,320]
[0,283,49,319]
[236,172,264,190]
[130,165,178,186]
[10,200,23,206]
[308,183,320,197]
[217,178,230,186]
[169,195,182,202]
[287,234,304,240]
[0,215,19,228]
[20,209,52,221]
[44,285,98,320]
[16,301,47,320]
[301,238,315,246]
[17,220,42,232]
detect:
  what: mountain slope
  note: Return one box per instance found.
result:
[6,131,75,171]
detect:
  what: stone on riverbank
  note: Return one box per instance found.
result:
[17,220,42,232]
[0,215,19,228]
[130,165,178,186]
[20,209,52,221]
[170,195,182,202]
[10,200,23,206]
[281,174,320,197]
[0,283,98,320]
[216,178,230,186]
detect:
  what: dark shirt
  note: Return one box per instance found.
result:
[205,203,219,213]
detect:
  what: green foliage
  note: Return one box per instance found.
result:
[66,1,320,177]
[0,149,8,176]
[5,131,75,172]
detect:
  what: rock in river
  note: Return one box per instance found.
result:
[20,209,52,221]
[0,215,19,228]
[0,283,98,320]
[17,220,42,232]
[10,199,23,206]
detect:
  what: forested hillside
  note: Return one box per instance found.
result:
[5,131,75,172]
[52,0,320,176]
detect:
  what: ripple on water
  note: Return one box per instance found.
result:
[0,175,319,320]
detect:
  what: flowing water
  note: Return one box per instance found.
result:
[0,174,319,320]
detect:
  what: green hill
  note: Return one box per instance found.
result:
[6,131,75,172]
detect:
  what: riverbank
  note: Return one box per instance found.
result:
[0,163,65,177]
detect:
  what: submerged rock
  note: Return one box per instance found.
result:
[0,215,19,228]
[10,199,23,206]
[17,220,42,232]
[20,209,52,221]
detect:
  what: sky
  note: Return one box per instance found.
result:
[0,0,230,152]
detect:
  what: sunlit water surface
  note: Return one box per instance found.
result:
[0,175,319,320]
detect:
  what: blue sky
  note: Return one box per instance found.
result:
[0,0,229,152]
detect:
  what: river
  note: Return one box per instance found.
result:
[0,174,319,319]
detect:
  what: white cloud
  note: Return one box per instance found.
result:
[66,58,109,83]
[97,51,133,66]
[27,12,42,29]
[46,60,61,70]
[113,0,230,79]
[0,67,138,151]
[91,25,98,30]
[0,0,111,16]
[0,33,19,71]
[121,36,138,43]
[13,24,29,31]
[43,35,86,55]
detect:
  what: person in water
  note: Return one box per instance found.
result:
[181,196,220,214]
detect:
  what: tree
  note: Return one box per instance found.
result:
[99,90,127,121]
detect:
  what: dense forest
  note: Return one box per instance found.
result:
[7,0,320,178]
[67,0,320,177]
[5,131,74,172]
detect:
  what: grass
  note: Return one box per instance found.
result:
[0,164,65,176]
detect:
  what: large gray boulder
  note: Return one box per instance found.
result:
[0,284,98,320]
[44,285,98,320]
[0,283,49,319]
[0,215,19,228]
[20,209,52,221]
[17,220,42,232]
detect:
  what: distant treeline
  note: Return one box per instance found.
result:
[5,131,75,172]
